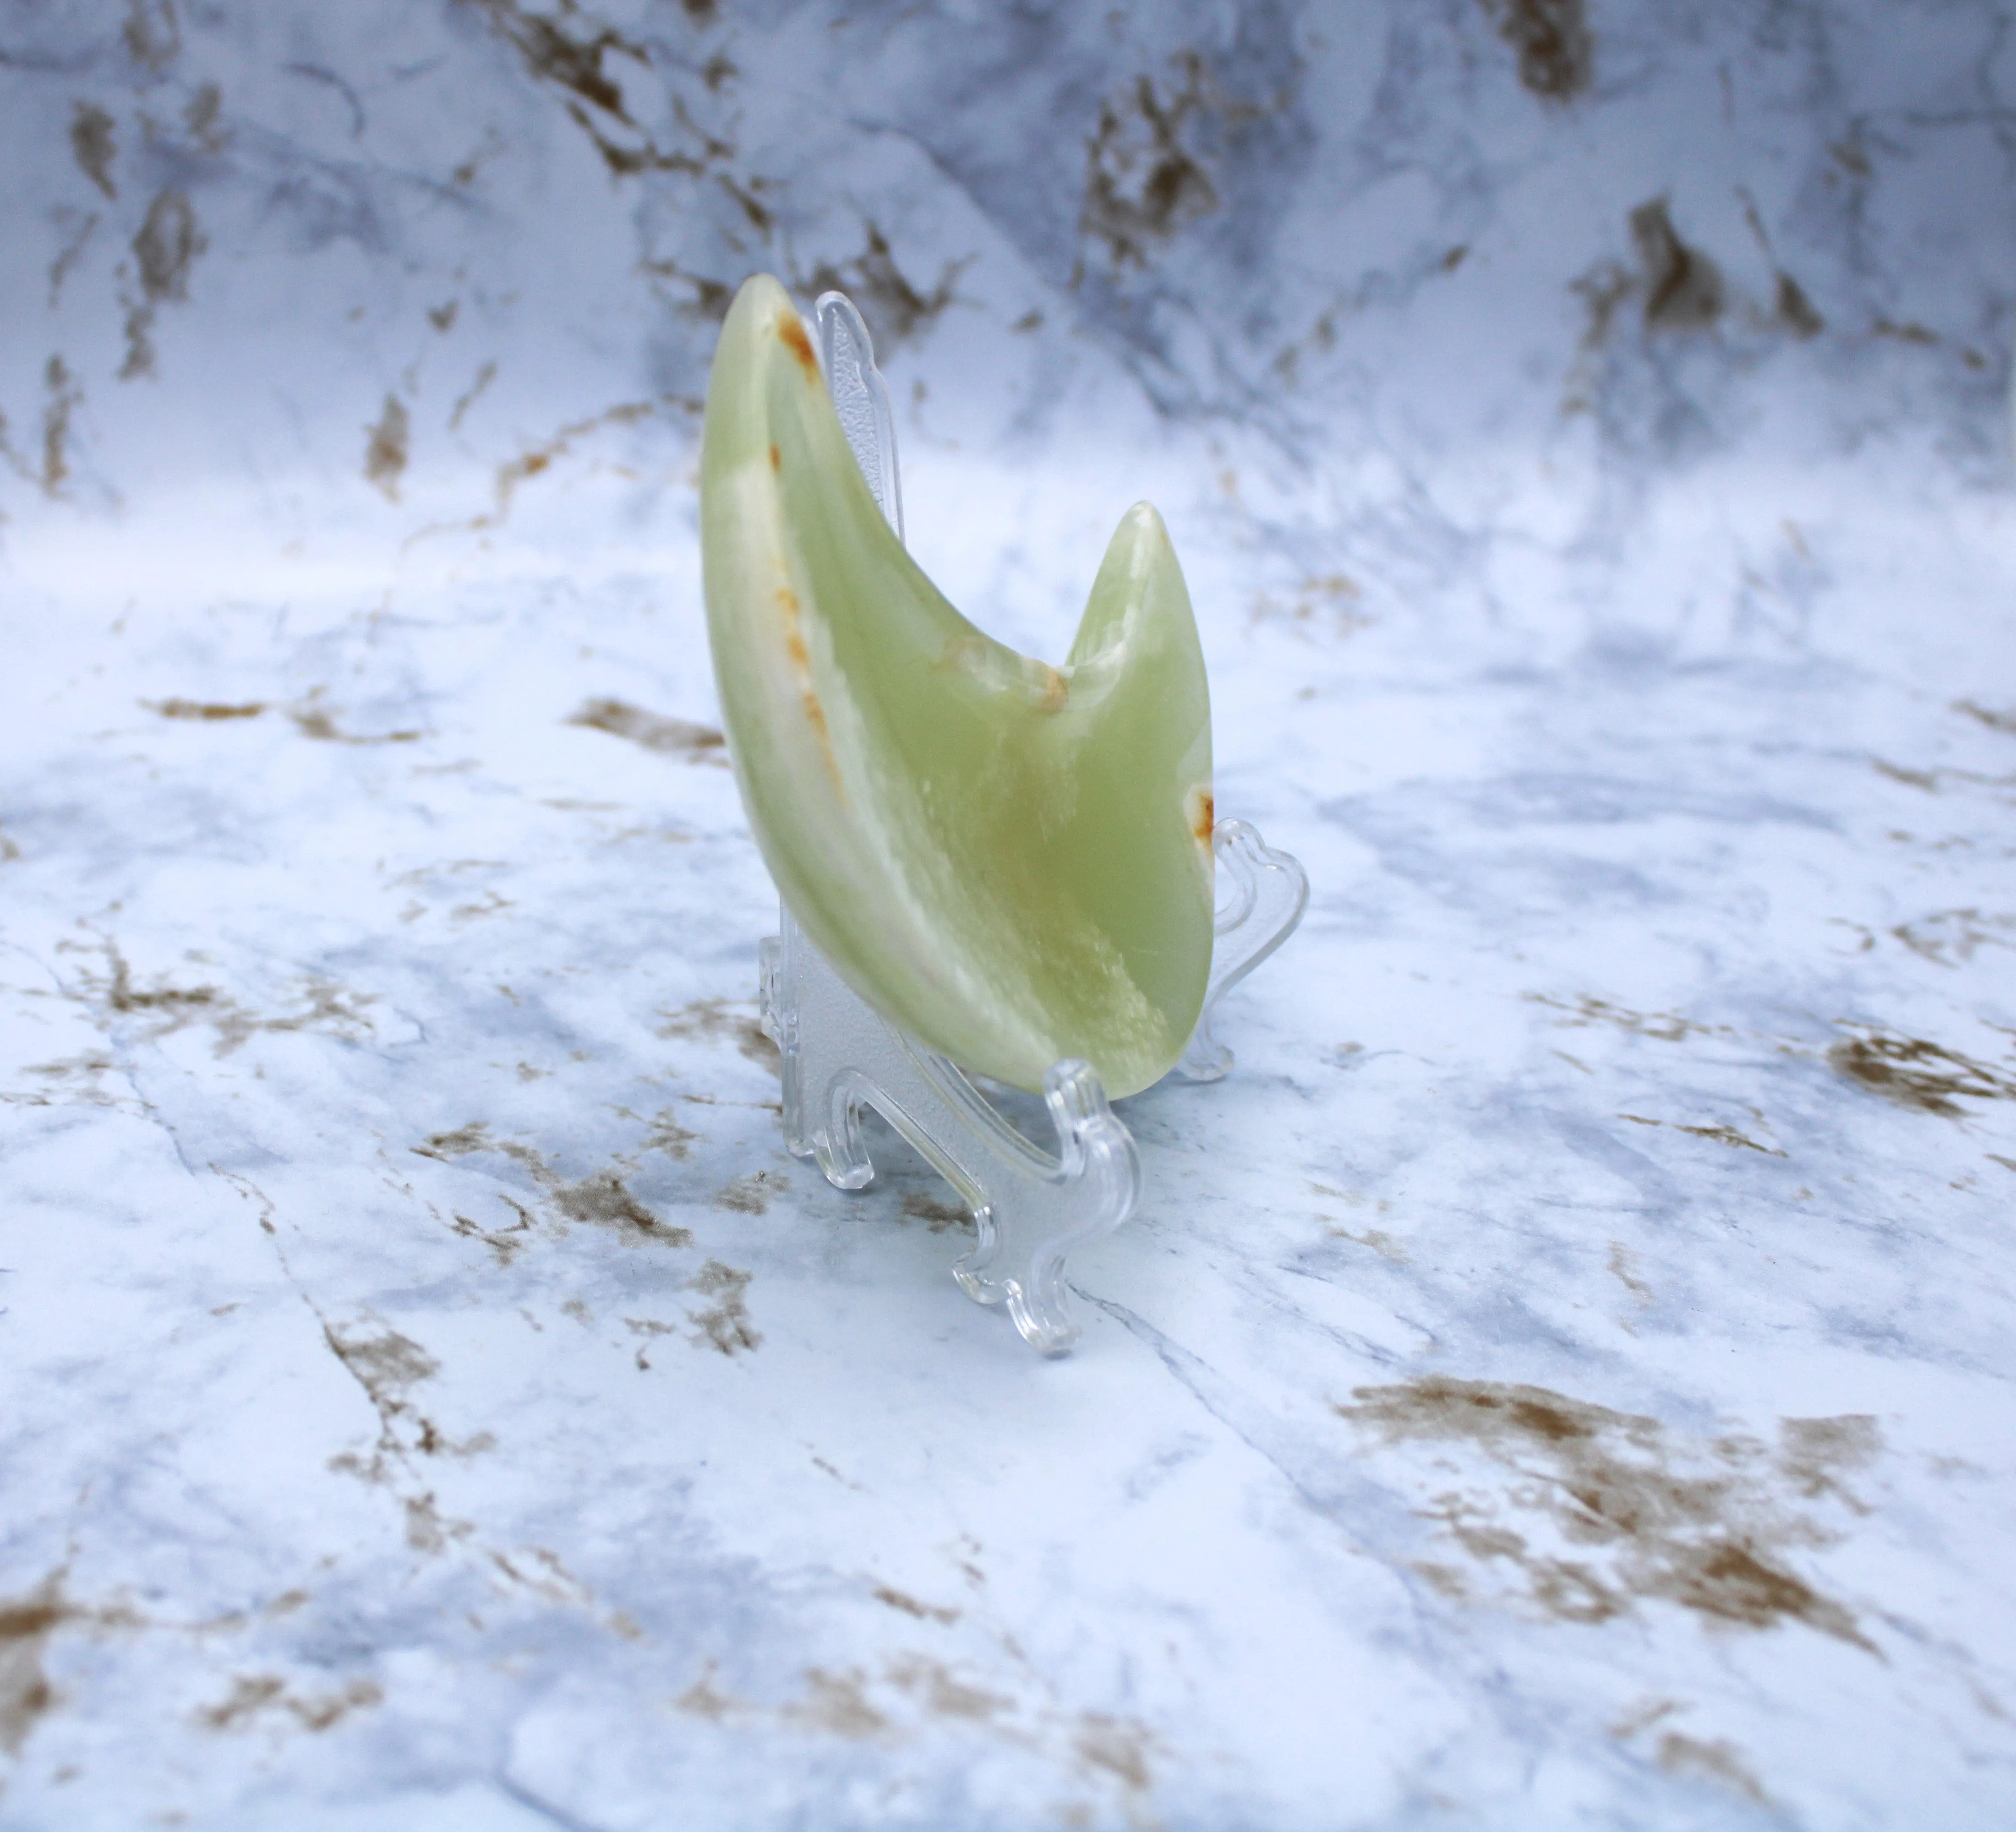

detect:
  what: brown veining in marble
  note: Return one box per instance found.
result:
[873,1586,959,1625]
[1888,908,2016,967]
[567,696,726,762]
[0,1576,72,1755]
[70,101,117,200]
[1630,198,1723,332]
[123,0,180,71]
[146,697,267,720]
[466,0,765,229]
[1827,1028,2016,1117]
[656,995,781,1071]
[483,398,656,520]
[365,393,410,499]
[689,1259,760,1353]
[122,189,204,379]
[39,356,81,494]
[415,1120,694,1247]
[1339,1378,1878,1648]
[198,1672,383,1734]
[714,1172,780,1216]
[1526,992,1725,1041]
[75,938,378,1058]
[1480,0,1593,101]
[900,1190,970,1233]
[1079,58,1220,273]
[1955,699,2016,736]
[1656,1731,1770,1805]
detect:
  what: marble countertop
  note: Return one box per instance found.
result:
[3,3,2014,1826]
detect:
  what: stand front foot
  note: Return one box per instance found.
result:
[948,1058,1139,1354]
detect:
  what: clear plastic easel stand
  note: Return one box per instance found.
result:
[760,911,1138,1356]
[750,291,1308,1357]
[759,823,1307,1355]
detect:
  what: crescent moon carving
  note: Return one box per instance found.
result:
[701,274,1213,1098]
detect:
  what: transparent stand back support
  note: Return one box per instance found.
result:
[755,292,1308,1357]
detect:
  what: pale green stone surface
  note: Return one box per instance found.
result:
[701,274,1213,1096]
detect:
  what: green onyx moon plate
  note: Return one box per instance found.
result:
[700,273,1213,1098]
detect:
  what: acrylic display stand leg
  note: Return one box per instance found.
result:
[759,913,1139,1356]
[1176,819,1311,1083]
[748,289,1307,1357]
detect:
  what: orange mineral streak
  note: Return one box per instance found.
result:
[775,581,813,671]
[801,684,841,792]
[769,577,840,787]
[1190,789,1215,845]
[778,314,819,380]
[769,441,781,472]
[1035,663,1069,712]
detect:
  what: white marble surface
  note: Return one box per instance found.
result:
[4,2,2016,1826]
